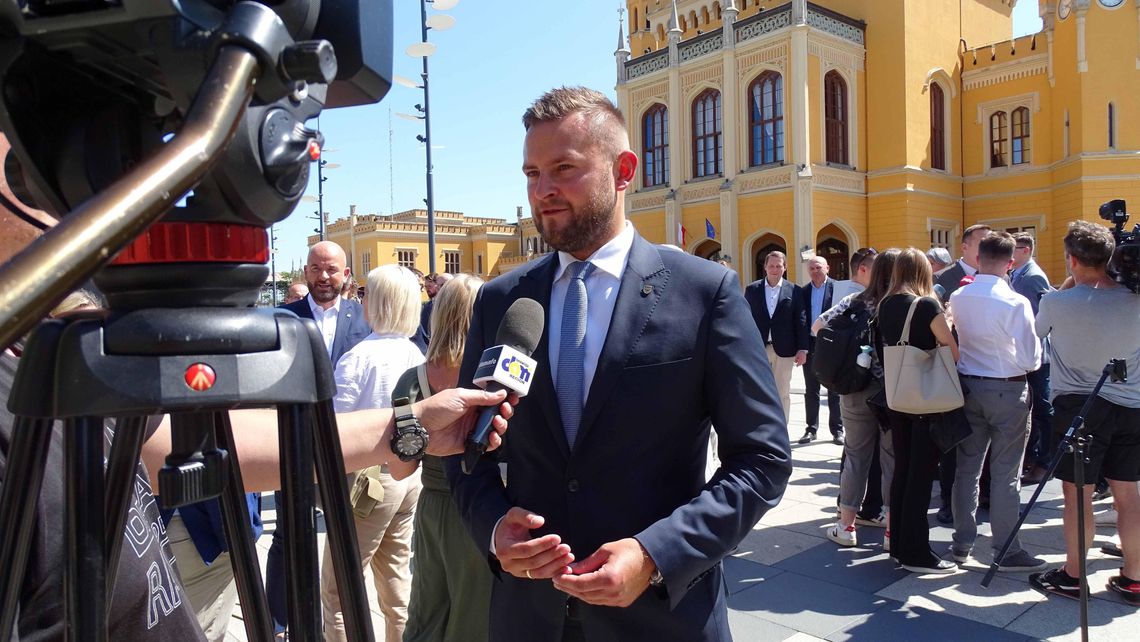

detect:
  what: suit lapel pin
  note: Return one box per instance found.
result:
[641,285,653,296]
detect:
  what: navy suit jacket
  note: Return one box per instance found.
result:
[446,235,791,641]
[279,295,371,367]
[743,279,808,357]
[800,277,835,342]
[935,262,969,303]
[1011,260,1052,315]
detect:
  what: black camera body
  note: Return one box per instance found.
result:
[1099,199,1140,293]
[0,0,392,308]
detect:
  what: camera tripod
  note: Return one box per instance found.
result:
[981,359,1128,642]
[0,2,392,640]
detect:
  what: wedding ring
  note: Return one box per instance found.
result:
[525,569,533,579]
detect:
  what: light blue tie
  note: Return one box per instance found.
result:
[557,261,595,450]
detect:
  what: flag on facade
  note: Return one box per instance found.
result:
[678,221,686,246]
[706,218,716,240]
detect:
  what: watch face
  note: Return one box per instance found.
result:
[396,431,427,456]
[1099,0,1125,8]
[1058,0,1072,19]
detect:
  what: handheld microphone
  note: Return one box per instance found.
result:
[462,297,544,475]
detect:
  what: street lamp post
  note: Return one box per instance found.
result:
[404,0,458,275]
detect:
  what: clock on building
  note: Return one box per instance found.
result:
[1058,0,1073,19]
[1098,0,1125,8]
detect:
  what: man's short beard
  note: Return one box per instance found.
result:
[308,282,339,304]
[534,187,617,255]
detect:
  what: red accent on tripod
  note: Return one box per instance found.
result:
[184,363,217,391]
[109,222,269,265]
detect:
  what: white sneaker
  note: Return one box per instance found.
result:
[1095,507,1118,526]
[828,523,857,547]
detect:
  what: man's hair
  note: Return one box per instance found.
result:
[426,274,484,369]
[364,264,422,336]
[1063,220,1115,268]
[523,86,628,154]
[1013,232,1035,252]
[977,231,1016,264]
[850,247,877,273]
[962,223,992,244]
[764,250,787,266]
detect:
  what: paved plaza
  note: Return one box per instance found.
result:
[230,369,1137,640]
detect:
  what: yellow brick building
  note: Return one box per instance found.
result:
[617,0,1140,283]
[315,206,524,279]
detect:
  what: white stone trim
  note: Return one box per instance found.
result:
[811,164,865,194]
[976,92,1039,173]
[961,53,1047,90]
[816,64,858,170]
[978,213,1049,233]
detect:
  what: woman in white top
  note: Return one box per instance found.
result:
[320,264,425,642]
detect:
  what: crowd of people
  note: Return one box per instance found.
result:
[769,222,1140,600]
[1,84,1138,642]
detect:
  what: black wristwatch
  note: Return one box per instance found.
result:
[391,396,429,462]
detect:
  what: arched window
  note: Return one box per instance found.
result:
[930,83,946,170]
[748,71,784,166]
[656,24,665,42]
[632,8,638,32]
[642,104,669,187]
[824,71,848,165]
[1011,106,1030,165]
[714,2,722,20]
[680,15,687,32]
[990,111,1008,168]
[692,89,723,178]
[701,7,710,25]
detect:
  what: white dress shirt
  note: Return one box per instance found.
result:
[949,274,1041,377]
[307,294,341,357]
[957,258,978,277]
[332,333,426,412]
[762,278,784,342]
[547,221,635,406]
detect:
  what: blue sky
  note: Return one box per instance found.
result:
[272,1,1042,272]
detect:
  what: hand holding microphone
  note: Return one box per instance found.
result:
[462,297,544,474]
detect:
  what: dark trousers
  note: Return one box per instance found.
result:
[803,346,843,435]
[265,491,288,633]
[1025,363,1054,467]
[887,410,941,566]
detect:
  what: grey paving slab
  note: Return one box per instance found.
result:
[728,609,803,641]
[1006,586,1140,641]
[774,540,908,593]
[827,603,1034,642]
[758,499,838,538]
[723,555,785,596]
[727,570,897,638]
[735,524,829,567]
[875,568,1043,628]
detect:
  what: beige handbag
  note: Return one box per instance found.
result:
[882,296,964,414]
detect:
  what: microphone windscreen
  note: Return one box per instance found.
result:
[494,297,544,356]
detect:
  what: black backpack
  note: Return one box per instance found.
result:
[811,298,873,395]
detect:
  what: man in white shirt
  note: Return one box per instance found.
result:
[947,231,1044,571]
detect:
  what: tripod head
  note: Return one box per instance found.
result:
[0,0,392,312]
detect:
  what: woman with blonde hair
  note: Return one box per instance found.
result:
[320,263,426,642]
[402,274,492,642]
[874,247,960,574]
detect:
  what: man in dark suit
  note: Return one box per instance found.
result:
[1010,232,1054,484]
[935,223,992,303]
[744,251,808,423]
[447,87,790,641]
[272,240,370,634]
[799,255,843,444]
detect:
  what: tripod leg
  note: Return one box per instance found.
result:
[0,417,54,639]
[311,400,375,642]
[212,412,274,641]
[277,405,321,641]
[104,416,148,604]
[1075,440,1090,642]
[65,417,107,642]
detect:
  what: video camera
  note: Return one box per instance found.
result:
[0,0,392,321]
[1098,199,1140,293]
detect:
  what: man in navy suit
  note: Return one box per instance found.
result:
[799,255,843,444]
[744,251,808,423]
[935,223,992,303]
[447,87,790,641]
[1010,232,1054,484]
[271,240,370,634]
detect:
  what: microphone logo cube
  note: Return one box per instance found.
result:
[473,345,536,396]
